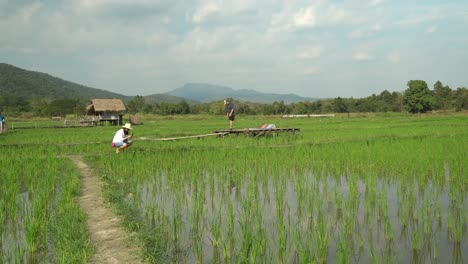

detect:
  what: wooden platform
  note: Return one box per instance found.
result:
[213,128,300,137]
[138,132,228,141]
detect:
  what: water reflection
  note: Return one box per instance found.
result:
[2,192,31,263]
[136,167,468,263]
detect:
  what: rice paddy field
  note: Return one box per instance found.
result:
[1,112,467,263]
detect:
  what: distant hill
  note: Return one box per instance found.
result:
[0,63,129,102]
[166,83,316,103]
[0,63,315,104]
[143,93,199,104]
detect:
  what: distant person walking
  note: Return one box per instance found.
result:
[0,112,5,133]
[224,99,235,129]
[112,123,133,153]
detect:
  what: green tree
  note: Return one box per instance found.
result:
[294,102,308,114]
[0,94,31,113]
[321,100,334,113]
[46,99,82,117]
[272,101,287,114]
[309,100,323,113]
[235,101,253,115]
[30,96,50,116]
[404,80,434,113]
[127,95,146,114]
[354,96,378,112]
[177,100,190,114]
[191,103,210,114]
[454,87,468,111]
[393,92,404,112]
[209,101,225,115]
[333,97,349,113]
[433,81,452,110]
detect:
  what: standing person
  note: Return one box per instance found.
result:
[224,99,235,129]
[0,112,5,133]
[112,123,133,153]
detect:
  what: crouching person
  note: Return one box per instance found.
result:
[112,123,133,154]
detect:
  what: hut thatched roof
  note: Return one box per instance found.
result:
[87,99,126,113]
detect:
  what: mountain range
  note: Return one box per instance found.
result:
[162,83,315,103]
[0,63,315,104]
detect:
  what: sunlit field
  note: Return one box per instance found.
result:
[1,112,467,263]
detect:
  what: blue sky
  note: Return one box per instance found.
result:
[1,0,467,98]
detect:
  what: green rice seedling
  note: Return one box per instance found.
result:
[383,210,394,243]
[336,233,352,264]
[446,202,465,243]
[314,214,330,263]
[238,193,255,262]
[251,208,268,263]
[208,210,222,249]
[412,227,422,252]
[369,242,380,264]
[334,186,344,220]
[291,217,317,264]
[431,246,438,264]
[222,196,235,262]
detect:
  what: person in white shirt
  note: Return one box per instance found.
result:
[112,123,133,153]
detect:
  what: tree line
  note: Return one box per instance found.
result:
[1,80,467,117]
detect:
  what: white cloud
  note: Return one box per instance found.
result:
[292,3,354,28]
[192,2,220,23]
[293,7,317,28]
[269,0,385,35]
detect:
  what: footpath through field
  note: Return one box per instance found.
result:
[70,156,142,264]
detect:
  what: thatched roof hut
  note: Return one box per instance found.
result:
[86,99,126,125]
[86,99,126,115]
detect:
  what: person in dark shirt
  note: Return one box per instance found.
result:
[0,112,5,133]
[224,99,235,129]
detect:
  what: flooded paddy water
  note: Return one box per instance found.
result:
[130,165,468,263]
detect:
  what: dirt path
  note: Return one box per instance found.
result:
[71,156,142,264]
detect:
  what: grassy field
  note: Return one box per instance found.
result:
[1,112,467,263]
